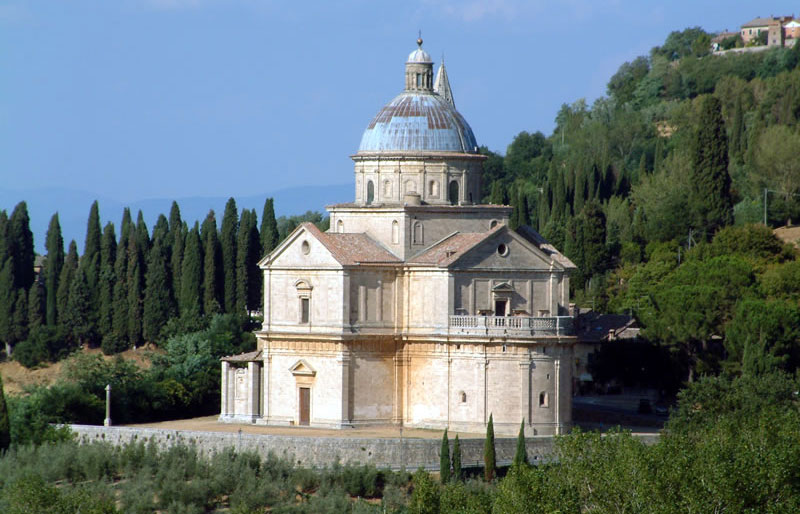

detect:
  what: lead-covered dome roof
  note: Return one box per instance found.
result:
[358,92,479,154]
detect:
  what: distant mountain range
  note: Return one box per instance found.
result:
[0,183,353,254]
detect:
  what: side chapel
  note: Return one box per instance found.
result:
[220,39,578,436]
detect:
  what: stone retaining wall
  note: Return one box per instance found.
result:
[69,425,659,470]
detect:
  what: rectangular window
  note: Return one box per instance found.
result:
[301,298,310,324]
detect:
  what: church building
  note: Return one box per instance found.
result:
[220,39,577,436]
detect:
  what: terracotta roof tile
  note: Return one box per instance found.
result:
[407,227,500,266]
[302,223,400,265]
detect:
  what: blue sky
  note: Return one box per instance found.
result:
[1,1,796,204]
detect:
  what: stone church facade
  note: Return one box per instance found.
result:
[220,39,577,436]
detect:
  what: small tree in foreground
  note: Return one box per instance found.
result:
[513,419,529,468]
[484,413,496,482]
[452,434,462,482]
[439,429,450,483]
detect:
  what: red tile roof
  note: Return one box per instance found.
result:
[302,223,401,265]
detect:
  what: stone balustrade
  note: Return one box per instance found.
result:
[449,315,574,337]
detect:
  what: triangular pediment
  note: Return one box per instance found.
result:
[289,359,316,376]
[259,223,342,269]
[492,282,513,292]
[449,227,566,271]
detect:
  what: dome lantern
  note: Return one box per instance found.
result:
[405,38,433,92]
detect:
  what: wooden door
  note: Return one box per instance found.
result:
[299,387,310,426]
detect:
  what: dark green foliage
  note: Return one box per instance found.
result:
[451,435,461,482]
[7,202,34,291]
[13,326,67,368]
[652,27,711,61]
[690,95,733,235]
[143,238,175,343]
[236,209,261,314]
[512,420,528,469]
[0,374,9,452]
[97,223,116,337]
[201,211,222,315]
[488,181,505,205]
[0,261,15,356]
[510,189,529,230]
[724,298,800,376]
[62,266,97,347]
[82,201,102,293]
[260,197,279,257]
[439,429,450,483]
[44,214,64,326]
[26,282,45,330]
[220,198,239,313]
[169,203,185,300]
[484,414,495,482]
[607,56,650,104]
[108,231,130,355]
[125,232,145,349]
[180,223,203,319]
[55,241,78,336]
[135,210,150,255]
[276,210,329,241]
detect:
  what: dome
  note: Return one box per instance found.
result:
[358,92,479,154]
[407,48,432,63]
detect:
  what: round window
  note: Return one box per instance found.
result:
[301,241,310,255]
[497,243,509,257]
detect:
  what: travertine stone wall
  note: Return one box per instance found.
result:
[69,424,617,470]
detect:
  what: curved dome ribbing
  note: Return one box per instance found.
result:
[358,92,478,154]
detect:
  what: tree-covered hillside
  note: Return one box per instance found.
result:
[484,28,800,291]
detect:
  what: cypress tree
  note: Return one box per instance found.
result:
[439,429,450,483]
[10,289,27,347]
[220,198,239,313]
[729,96,745,164]
[260,198,279,257]
[135,210,150,254]
[56,241,79,333]
[143,238,175,343]
[44,213,64,326]
[0,261,14,357]
[152,214,169,246]
[169,202,185,301]
[513,419,529,469]
[484,413,496,482]
[654,137,663,174]
[180,223,203,318]
[691,95,733,235]
[489,181,506,205]
[452,435,462,482]
[63,266,97,347]
[126,232,144,348]
[119,208,133,248]
[82,201,102,291]
[202,211,222,315]
[27,281,45,329]
[574,169,587,214]
[8,202,34,291]
[0,373,9,452]
[108,230,130,354]
[97,223,117,337]
[237,209,262,315]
